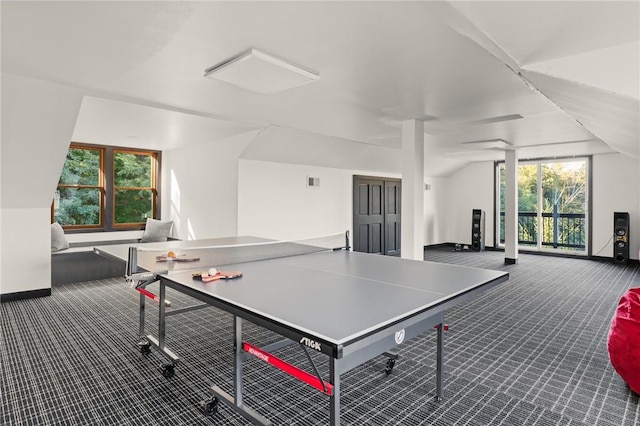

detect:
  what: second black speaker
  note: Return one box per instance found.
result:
[613,212,630,265]
[471,209,485,251]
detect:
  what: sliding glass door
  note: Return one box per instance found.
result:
[497,157,589,255]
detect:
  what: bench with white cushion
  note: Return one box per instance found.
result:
[51,219,174,285]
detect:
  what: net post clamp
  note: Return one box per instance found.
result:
[127,271,156,285]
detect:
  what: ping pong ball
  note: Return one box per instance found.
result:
[208,267,218,275]
[167,251,176,258]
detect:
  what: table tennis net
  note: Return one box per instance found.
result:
[129,232,350,275]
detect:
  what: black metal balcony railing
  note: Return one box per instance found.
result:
[499,209,586,250]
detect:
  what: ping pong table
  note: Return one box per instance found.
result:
[95,234,508,425]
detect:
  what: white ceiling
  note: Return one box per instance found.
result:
[2,1,638,177]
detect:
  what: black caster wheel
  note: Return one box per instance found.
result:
[138,342,151,355]
[384,358,396,375]
[160,363,175,379]
[199,397,219,416]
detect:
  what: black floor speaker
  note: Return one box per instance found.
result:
[613,212,630,265]
[471,209,485,251]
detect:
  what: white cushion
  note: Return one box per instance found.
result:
[140,218,173,243]
[51,222,69,252]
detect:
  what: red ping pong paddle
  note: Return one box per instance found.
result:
[195,271,243,283]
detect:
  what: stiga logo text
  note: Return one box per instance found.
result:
[300,337,322,351]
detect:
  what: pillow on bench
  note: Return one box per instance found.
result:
[140,218,174,243]
[51,222,69,252]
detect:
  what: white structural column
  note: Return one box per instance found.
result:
[504,149,519,264]
[400,119,425,260]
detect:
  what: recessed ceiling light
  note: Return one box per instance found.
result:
[204,48,319,94]
[461,139,512,149]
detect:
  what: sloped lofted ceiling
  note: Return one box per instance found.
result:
[449,0,640,160]
[2,1,638,177]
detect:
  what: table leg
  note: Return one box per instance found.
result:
[207,315,271,425]
[435,313,445,401]
[233,315,244,407]
[139,290,146,338]
[329,357,341,425]
[158,281,166,349]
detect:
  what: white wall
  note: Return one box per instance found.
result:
[1,75,83,208]
[237,160,353,241]
[424,176,448,245]
[160,131,259,240]
[440,161,495,247]
[1,209,51,294]
[0,74,84,295]
[237,159,451,248]
[592,153,640,260]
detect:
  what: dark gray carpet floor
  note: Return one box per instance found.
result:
[1,248,639,425]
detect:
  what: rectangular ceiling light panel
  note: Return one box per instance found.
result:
[461,139,512,149]
[204,48,319,94]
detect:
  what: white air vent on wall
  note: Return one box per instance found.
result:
[307,176,320,188]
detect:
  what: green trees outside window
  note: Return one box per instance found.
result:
[54,147,102,226]
[498,158,588,252]
[53,145,159,229]
[114,151,154,224]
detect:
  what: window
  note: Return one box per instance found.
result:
[54,145,104,227]
[113,150,155,225]
[496,157,589,255]
[53,144,160,230]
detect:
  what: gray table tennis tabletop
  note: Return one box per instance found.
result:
[160,249,507,352]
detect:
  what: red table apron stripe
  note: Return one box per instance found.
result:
[242,341,334,396]
[136,287,171,307]
[136,287,161,303]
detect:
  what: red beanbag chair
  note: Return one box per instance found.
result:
[607,287,640,394]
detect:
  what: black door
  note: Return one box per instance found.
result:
[353,176,401,255]
[385,180,401,256]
